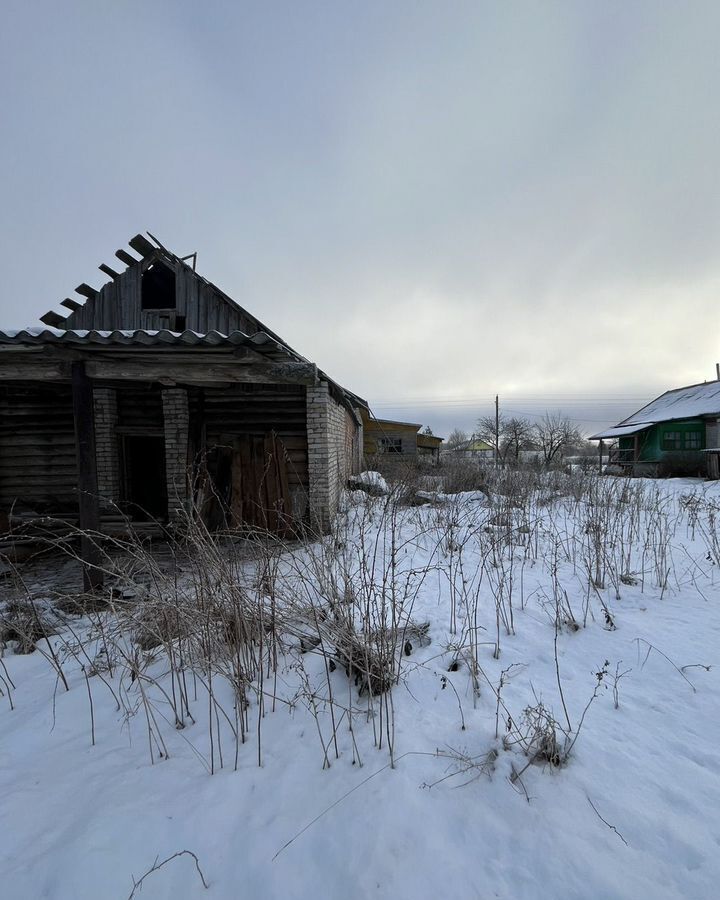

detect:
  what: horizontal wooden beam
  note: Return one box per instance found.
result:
[75,283,98,300]
[115,249,138,267]
[128,234,156,257]
[0,360,69,379]
[0,354,319,387]
[61,297,82,312]
[99,263,120,280]
[39,311,67,328]
[84,359,319,386]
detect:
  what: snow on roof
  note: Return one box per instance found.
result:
[0,327,279,347]
[589,422,653,440]
[590,380,720,441]
[620,381,720,425]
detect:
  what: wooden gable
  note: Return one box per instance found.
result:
[41,233,277,337]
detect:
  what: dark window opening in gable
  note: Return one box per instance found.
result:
[141,261,176,310]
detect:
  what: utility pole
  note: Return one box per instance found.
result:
[495,394,499,469]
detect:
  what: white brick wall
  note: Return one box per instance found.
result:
[93,388,120,509]
[307,384,360,530]
[162,388,190,522]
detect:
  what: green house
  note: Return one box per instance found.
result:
[590,380,720,478]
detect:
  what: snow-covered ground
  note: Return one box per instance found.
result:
[2,474,720,900]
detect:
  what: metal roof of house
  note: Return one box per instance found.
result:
[590,380,720,441]
[589,422,653,440]
[417,433,444,448]
[365,416,423,430]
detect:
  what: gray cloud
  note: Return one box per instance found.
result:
[2,1,720,436]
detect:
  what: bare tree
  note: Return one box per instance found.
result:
[476,415,501,460]
[533,413,582,465]
[476,415,533,463]
[501,417,535,462]
[446,428,468,450]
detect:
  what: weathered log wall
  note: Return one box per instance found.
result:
[197,384,308,489]
[0,377,311,528]
[0,383,78,514]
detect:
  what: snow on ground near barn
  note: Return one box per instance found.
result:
[2,475,720,900]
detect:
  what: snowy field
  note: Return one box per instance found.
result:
[2,472,720,900]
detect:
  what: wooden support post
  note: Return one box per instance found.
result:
[598,440,603,475]
[71,361,103,592]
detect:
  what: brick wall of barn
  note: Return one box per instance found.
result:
[306,384,360,529]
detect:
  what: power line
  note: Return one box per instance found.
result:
[371,396,651,406]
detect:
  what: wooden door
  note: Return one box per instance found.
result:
[218,432,292,534]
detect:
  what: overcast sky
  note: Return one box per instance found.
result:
[2,1,720,437]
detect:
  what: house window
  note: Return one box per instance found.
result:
[663,430,702,450]
[141,261,176,310]
[378,437,402,454]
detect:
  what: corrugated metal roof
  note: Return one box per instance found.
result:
[0,327,298,359]
[0,326,280,348]
[366,417,422,430]
[619,381,720,425]
[589,423,653,440]
[590,380,720,441]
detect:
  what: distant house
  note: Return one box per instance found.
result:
[590,380,720,478]
[0,233,367,555]
[447,437,495,460]
[416,431,444,462]
[361,412,443,463]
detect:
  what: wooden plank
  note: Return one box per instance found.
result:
[99,263,121,280]
[237,435,255,526]
[0,362,69,380]
[75,283,98,300]
[84,359,319,385]
[71,361,103,591]
[274,434,291,531]
[61,297,83,312]
[251,435,266,528]
[229,438,243,526]
[197,283,208,332]
[39,311,66,328]
[96,280,109,331]
[115,249,139,267]
[175,266,187,318]
[263,433,279,532]
[127,264,140,326]
[128,234,156,257]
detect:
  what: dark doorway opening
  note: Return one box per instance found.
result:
[122,435,168,521]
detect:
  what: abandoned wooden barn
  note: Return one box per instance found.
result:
[0,233,366,544]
